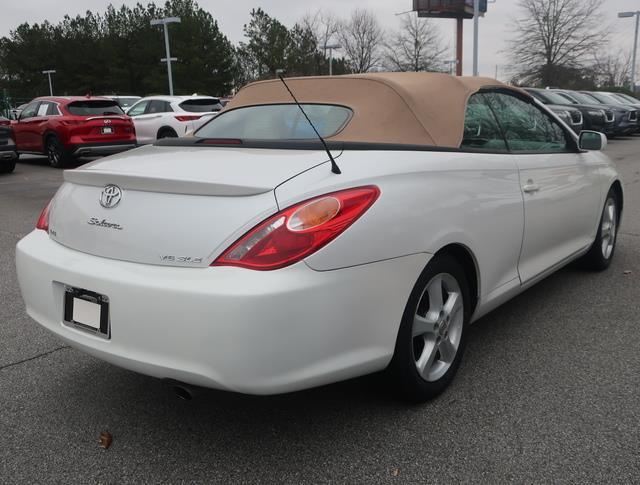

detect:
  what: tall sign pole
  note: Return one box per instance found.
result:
[617,11,639,93]
[456,18,463,76]
[473,0,480,76]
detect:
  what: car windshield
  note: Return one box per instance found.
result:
[179,99,223,113]
[541,90,573,105]
[565,92,600,105]
[195,104,353,140]
[588,92,622,105]
[67,100,124,116]
[613,93,638,104]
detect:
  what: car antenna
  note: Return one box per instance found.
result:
[278,75,341,175]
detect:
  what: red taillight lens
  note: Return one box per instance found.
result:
[175,115,202,122]
[212,186,380,270]
[36,200,52,231]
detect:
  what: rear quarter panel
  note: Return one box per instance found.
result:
[275,150,525,301]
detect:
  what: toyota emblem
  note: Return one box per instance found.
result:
[100,185,122,209]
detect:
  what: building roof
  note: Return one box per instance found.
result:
[227,72,524,147]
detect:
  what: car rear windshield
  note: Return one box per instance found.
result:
[179,99,223,113]
[67,101,124,116]
[195,104,353,140]
[115,97,140,108]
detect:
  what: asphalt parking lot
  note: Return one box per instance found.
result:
[1,144,639,484]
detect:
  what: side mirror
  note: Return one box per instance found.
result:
[579,130,607,151]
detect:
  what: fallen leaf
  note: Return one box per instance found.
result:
[391,468,400,477]
[98,431,113,449]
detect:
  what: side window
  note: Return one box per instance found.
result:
[20,102,40,120]
[36,103,49,117]
[484,92,571,153]
[147,100,171,114]
[46,102,60,116]
[461,94,508,152]
[127,101,149,117]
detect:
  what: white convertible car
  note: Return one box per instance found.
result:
[16,73,622,402]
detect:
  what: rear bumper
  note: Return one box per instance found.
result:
[16,230,428,395]
[71,143,136,157]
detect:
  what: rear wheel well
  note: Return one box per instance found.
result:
[43,131,57,144]
[434,244,479,316]
[157,126,178,139]
[42,132,60,154]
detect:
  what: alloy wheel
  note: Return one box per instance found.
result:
[47,140,61,166]
[601,198,617,259]
[412,273,464,382]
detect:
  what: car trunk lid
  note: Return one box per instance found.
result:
[48,144,337,267]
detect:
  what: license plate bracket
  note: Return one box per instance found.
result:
[63,287,110,338]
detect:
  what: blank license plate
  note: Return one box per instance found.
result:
[64,287,109,337]
[101,127,114,134]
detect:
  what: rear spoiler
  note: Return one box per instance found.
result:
[63,168,273,197]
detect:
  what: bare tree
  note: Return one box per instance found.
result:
[384,13,448,72]
[594,51,632,87]
[338,9,384,73]
[508,0,608,87]
[300,10,339,57]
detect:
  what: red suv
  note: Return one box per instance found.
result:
[12,96,137,168]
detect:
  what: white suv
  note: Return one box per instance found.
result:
[126,95,223,144]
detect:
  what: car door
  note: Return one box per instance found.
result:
[459,93,525,299]
[13,102,41,151]
[31,102,53,152]
[127,100,154,144]
[484,91,602,283]
[130,100,171,144]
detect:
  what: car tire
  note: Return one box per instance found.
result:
[46,135,71,169]
[387,253,471,403]
[578,188,620,271]
[157,128,178,139]
[0,160,16,174]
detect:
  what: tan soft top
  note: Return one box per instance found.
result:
[226,72,520,147]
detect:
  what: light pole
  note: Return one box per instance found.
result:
[326,44,341,76]
[42,70,56,96]
[618,11,640,93]
[151,17,181,95]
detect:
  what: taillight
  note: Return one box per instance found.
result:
[36,200,52,231]
[212,186,380,270]
[175,115,202,122]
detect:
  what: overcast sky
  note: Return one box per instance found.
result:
[1,0,638,79]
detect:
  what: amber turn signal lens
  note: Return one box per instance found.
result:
[287,197,341,232]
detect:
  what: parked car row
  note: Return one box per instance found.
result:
[0,116,17,173]
[525,88,638,137]
[2,94,224,168]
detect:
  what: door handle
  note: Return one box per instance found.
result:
[523,180,540,194]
